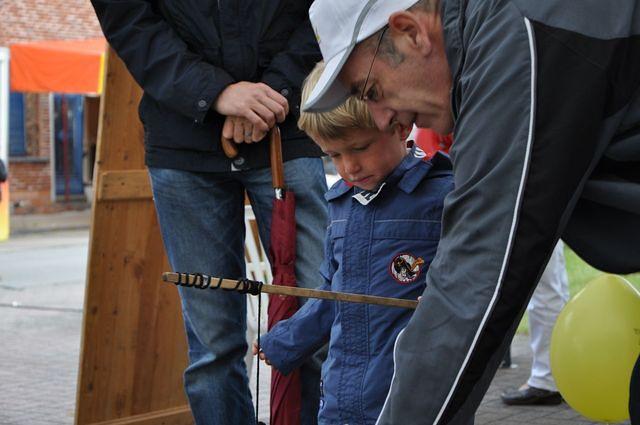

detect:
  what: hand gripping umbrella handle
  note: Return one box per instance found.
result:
[220,127,284,190]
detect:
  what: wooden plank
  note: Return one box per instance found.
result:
[75,47,191,424]
[97,170,152,201]
[92,406,192,425]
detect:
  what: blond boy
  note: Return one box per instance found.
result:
[256,63,454,425]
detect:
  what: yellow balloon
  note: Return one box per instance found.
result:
[550,274,640,423]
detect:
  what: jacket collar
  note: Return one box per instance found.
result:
[324,179,353,201]
[395,150,451,194]
[324,148,452,202]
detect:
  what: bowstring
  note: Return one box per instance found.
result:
[256,289,262,425]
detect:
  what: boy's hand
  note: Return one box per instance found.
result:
[252,341,272,366]
[214,82,288,139]
[222,116,268,144]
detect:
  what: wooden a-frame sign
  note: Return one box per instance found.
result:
[75,47,192,424]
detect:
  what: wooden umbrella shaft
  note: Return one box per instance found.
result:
[163,272,418,310]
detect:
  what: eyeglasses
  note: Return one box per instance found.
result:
[359,26,388,101]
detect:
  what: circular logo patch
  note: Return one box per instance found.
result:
[389,253,425,284]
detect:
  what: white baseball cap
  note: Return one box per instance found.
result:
[303,0,420,113]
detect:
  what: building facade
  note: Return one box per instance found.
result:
[1,0,103,214]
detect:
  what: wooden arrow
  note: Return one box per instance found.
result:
[163,272,418,310]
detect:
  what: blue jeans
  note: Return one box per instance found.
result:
[149,158,328,425]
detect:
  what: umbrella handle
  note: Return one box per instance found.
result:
[221,127,284,190]
[221,136,239,159]
[270,126,284,189]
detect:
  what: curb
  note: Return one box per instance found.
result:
[8,210,91,236]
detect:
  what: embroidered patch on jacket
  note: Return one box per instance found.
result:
[389,253,425,284]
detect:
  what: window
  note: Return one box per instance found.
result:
[9,92,26,156]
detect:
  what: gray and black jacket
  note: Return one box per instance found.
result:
[377,0,640,424]
[91,0,323,172]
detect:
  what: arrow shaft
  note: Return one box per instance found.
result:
[163,272,417,310]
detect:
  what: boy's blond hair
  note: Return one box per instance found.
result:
[298,62,376,140]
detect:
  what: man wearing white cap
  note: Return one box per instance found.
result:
[305,0,640,424]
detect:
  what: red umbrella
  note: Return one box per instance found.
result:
[266,127,302,425]
[221,127,302,424]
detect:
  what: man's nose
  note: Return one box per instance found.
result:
[368,103,395,131]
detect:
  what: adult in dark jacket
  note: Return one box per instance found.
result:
[304,0,640,424]
[91,1,329,424]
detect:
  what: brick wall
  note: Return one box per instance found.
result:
[2,0,102,214]
[38,94,51,159]
[0,0,102,46]
[9,160,51,214]
[24,94,41,156]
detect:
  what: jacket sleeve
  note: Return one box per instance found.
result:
[91,0,235,123]
[259,283,334,375]
[259,232,336,375]
[261,1,321,118]
[377,2,622,424]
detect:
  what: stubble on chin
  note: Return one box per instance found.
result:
[416,110,453,135]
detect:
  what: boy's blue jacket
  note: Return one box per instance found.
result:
[260,149,454,424]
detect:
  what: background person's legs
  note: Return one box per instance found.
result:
[149,168,256,425]
[528,241,569,392]
[502,241,569,405]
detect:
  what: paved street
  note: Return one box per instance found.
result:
[0,230,87,425]
[0,225,627,424]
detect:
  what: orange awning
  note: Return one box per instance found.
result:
[10,38,106,95]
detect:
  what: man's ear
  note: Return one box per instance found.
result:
[388,11,432,56]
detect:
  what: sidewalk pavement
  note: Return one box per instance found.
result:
[0,213,629,424]
[9,209,91,235]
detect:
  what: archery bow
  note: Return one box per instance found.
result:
[163,272,418,310]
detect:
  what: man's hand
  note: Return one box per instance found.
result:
[214,82,288,140]
[222,116,268,144]
[252,341,272,366]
